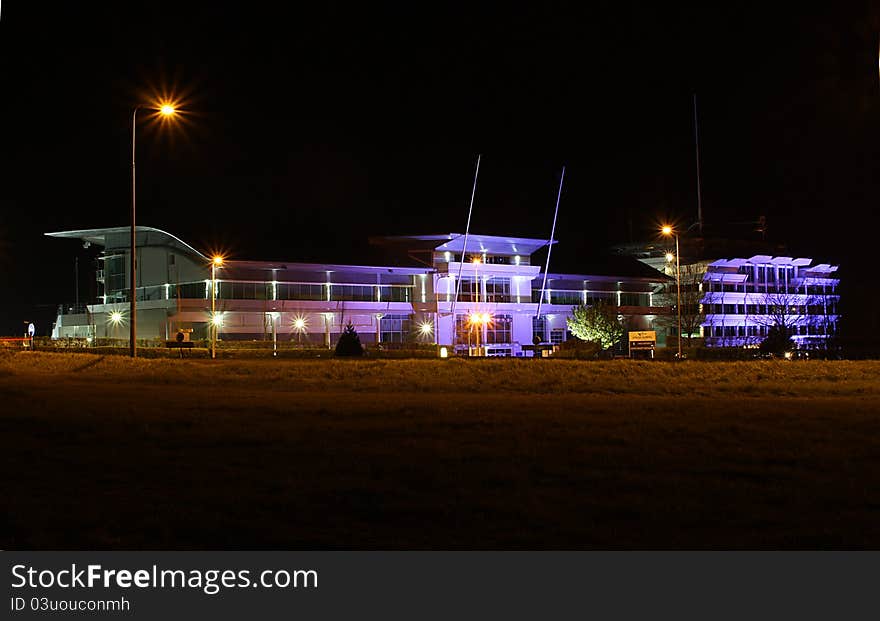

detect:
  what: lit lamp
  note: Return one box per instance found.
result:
[661,225,682,359]
[211,256,224,359]
[293,316,308,344]
[108,310,124,340]
[418,320,433,340]
[130,100,180,358]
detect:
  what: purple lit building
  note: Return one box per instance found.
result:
[47,227,667,355]
[701,256,840,349]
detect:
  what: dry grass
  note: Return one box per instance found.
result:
[2,352,879,549]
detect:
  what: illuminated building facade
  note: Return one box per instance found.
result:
[701,256,840,349]
[48,227,667,355]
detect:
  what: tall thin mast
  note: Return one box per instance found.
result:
[535,166,565,322]
[450,154,481,338]
[693,93,703,236]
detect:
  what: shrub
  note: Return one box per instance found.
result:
[554,339,602,359]
[760,326,794,356]
[335,322,364,357]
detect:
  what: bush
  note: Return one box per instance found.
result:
[760,326,794,356]
[554,339,602,359]
[335,322,364,357]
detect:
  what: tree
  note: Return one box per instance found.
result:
[747,291,822,351]
[653,261,707,346]
[335,321,364,356]
[759,325,794,355]
[566,301,625,351]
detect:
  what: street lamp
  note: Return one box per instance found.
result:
[661,225,682,359]
[130,101,180,358]
[211,256,224,359]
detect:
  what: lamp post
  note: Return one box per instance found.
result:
[661,225,682,359]
[211,256,224,359]
[130,102,178,357]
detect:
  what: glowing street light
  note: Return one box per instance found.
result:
[665,252,675,263]
[661,225,682,359]
[130,99,182,358]
[292,315,308,344]
[210,256,224,359]
[418,320,433,338]
[108,310,124,341]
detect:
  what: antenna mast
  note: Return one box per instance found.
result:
[450,154,481,342]
[535,166,565,323]
[693,93,703,236]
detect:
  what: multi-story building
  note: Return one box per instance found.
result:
[47,226,668,355]
[701,256,840,349]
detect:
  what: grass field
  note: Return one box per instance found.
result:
[2,352,879,549]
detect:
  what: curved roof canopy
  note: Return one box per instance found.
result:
[45,227,207,260]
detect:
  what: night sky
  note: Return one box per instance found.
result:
[1,3,879,337]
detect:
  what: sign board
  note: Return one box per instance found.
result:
[27,323,35,337]
[628,330,656,359]
[628,330,656,343]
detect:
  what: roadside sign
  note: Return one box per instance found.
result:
[27,323,35,337]
[628,330,656,358]
[628,330,656,343]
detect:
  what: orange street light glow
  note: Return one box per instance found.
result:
[213,256,224,266]
[159,104,176,116]
[661,225,673,236]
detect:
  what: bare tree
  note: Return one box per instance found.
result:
[653,262,706,346]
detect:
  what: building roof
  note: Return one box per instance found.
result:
[371,233,555,256]
[45,227,207,260]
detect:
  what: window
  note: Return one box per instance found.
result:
[330,284,375,301]
[486,314,512,344]
[550,328,566,344]
[484,277,511,302]
[455,278,479,302]
[585,292,615,306]
[378,285,412,302]
[532,315,547,343]
[619,292,649,306]
[276,283,324,301]
[380,314,412,343]
[549,290,582,305]
[217,281,269,300]
[455,314,473,344]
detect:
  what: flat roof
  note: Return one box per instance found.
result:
[372,233,556,256]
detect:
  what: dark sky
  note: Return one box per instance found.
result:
[1,2,879,335]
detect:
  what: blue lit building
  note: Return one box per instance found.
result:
[48,227,667,355]
[701,256,841,349]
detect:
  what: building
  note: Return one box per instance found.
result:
[701,256,840,349]
[614,233,841,350]
[47,227,668,355]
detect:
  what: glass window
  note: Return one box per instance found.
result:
[532,315,547,343]
[484,277,511,302]
[486,314,512,344]
[380,314,412,343]
[550,328,566,344]
[549,290,582,305]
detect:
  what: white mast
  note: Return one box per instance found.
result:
[449,154,481,344]
[693,93,703,235]
[535,166,565,325]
